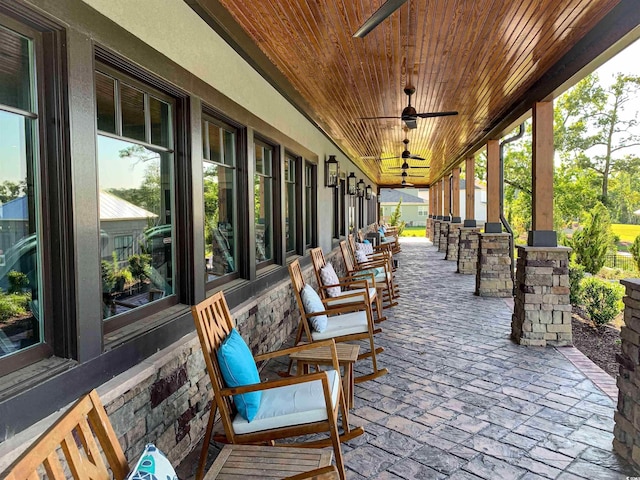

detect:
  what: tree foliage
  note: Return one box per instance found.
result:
[389,199,406,235]
[630,235,640,272]
[581,277,624,325]
[571,202,613,274]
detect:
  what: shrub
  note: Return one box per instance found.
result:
[580,277,624,325]
[0,290,30,322]
[568,262,585,305]
[630,235,640,272]
[7,270,29,294]
[389,199,406,236]
[572,202,613,274]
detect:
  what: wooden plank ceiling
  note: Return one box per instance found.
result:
[209,0,620,186]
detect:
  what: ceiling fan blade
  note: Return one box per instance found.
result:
[416,111,459,118]
[408,154,425,160]
[353,0,408,38]
[404,118,418,129]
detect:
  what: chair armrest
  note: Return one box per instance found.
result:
[283,466,339,480]
[220,370,333,396]
[319,279,370,290]
[307,302,369,316]
[254,339,337,362]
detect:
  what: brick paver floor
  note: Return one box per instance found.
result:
[178,239,637,480]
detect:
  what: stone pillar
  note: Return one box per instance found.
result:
[426,215,433,240]
[511,246,572,347]
[433,220,442,248]
[446,222,462,261]
[438,221,450,253]
[458,227,480,274]
[614,279,640,470]
[476,233,512,297]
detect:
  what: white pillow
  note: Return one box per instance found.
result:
[355,249,369,264]
[319,263,341,297]
[300,284,328,332]
[360,242,374,254]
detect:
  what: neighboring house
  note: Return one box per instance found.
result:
[379,188,427,226]
[460,179,487,224]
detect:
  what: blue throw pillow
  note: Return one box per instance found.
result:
[301,284,328,332]
[363,239,371,244]
[127,443,177,480]
[217,329,262,422]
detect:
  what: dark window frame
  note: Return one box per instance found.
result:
[304,162,317,249]
[94,52,191,336]
[284,152,298,256]
[0,8,70,377]
[254,137,277,269]
[339,179,346,237]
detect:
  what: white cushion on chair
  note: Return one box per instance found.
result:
[354,249,369,264]
[323,288,376,308]
[375,272,391,284]
[319,263,341,297]
[232,370,341,434]
[311,311,369,340]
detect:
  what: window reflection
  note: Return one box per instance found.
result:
[285,156,296,253]
[97,136,174,320]
[203,119,237,282]
[255,141,273,263]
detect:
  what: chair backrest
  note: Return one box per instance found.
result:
[5,390,129,480]
[309,247,327,288]
[288,260,315,343]
[339,241,356,273]
[347,234,358,260]
[191,291,239,440]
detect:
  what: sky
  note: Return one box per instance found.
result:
[593,38,640,85]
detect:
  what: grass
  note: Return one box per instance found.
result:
[612,224,640,243]
[400,226,426,237]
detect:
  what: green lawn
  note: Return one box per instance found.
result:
[400,226,426,237]
[612,224,640,243]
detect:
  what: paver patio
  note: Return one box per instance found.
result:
[178,238,637,480]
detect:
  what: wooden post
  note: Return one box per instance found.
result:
[530,101,557,246]
[451,167,461,222]
[464,156,476,227]
[485,139,502,232]
[443,175,451,220]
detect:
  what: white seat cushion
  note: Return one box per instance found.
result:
[374,272,391,284]
[323,288,376,307]
[232,370,340,434]
[312,311,369,340]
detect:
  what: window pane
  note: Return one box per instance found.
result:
[98,135,174,320]
[150,96,171,149]
[204,162,236,281]
[285,158,296,253]
[0,110,42,359]
[120,83,146,142]
[254,174,272,263]
[207,122,221,163]
[305,165,313,245]
[223,129,235,167]
[0,26,34,112]
[96,72,116,134]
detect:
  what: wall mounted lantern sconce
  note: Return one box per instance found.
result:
[347,172,357,195]
[325,155,339,187]
[357,178,366,197]
[365,184,372,200]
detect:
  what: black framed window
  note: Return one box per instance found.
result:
[358,196,364,228]
[284,154,296,254]
[255,139,274,265]
[304,162,316,249]
[95,64,176,330]
[0,21,44,366]
[332,186,339,239]
[339,179,346,236]
[203,116,237,285]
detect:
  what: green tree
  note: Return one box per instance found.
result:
[389,199,405,235]
[0,180,26,204]
[571,202,613,274]
[555,73,640,204]
[630,235,640,272]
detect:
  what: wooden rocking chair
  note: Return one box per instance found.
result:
[192,291,363,480]
[339,240,398,309]
[289,259,388,384]
[4,390,130,480]
[309,247,386,324]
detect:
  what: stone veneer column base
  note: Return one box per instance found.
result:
[511,246,572,347]
[614,279,640,473]
[446,223,462,261]
[426,217,433,241]
[438,222,450,253]
[476,232,513,297]
[457,227,480,274]
[433,220,442,249]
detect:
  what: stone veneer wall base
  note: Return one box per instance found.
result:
[433,220,442,249]
[614,278,640,474]
[457,227,480,274]
[476,232,513,297]
[446,223,462,261]
[511,246,572,347]
[438,222,450,253]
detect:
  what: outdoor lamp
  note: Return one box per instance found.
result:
[347,172,357,195]
[365,184,372,200]
[325,155,339,187]
[357,178,366,197]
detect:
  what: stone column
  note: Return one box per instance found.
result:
[511,246,572,346]
[458,227,480,274]
[438,221,450,253]
[433,219,442,248]
[614,279,640,469]
[426,215,433,240]
[476,233,512,297]
[446,222,462,261]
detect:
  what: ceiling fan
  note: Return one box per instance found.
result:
[361,86,458,129]
[390,160,430,170]
[364,138,425,161]
[353,0,408,38]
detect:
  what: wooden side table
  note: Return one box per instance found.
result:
[204,444,337,479]
[289,343,360,409]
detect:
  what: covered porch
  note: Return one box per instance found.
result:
[179,239,634,479]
